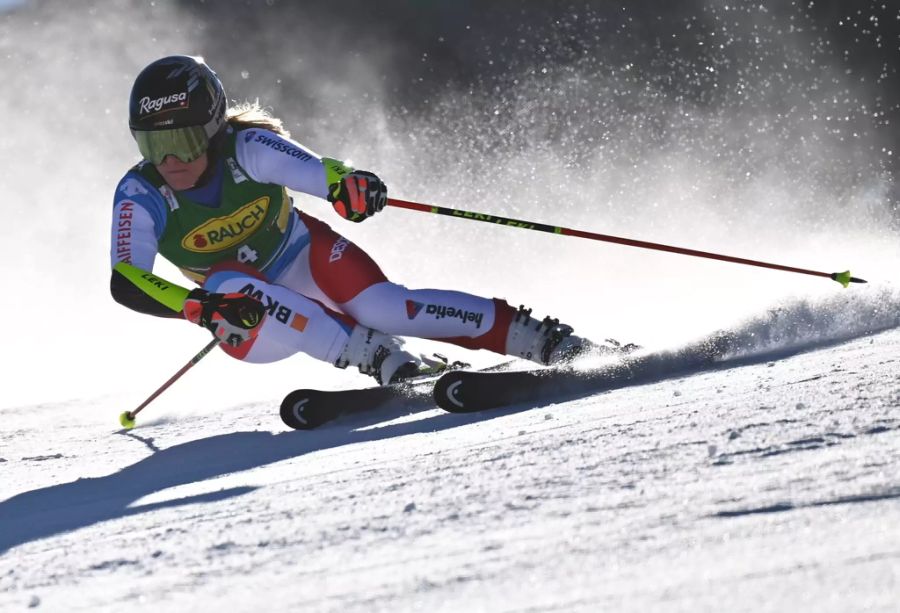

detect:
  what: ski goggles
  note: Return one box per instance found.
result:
[132,125,209,165]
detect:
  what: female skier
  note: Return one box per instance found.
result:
[110,55,593,385]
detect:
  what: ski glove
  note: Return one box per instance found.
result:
[328,170,387,223]
[183,289,266,347]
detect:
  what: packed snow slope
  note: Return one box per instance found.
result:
[1,293,898,612]
[2,1,899,609]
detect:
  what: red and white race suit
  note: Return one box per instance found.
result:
[110,125,515,365]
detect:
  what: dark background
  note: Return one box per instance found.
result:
[177,0,898,202]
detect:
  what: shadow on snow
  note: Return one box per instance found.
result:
[0,400,536,556]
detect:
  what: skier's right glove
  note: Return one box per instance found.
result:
[183,289,266,347]
[328,170,387,223]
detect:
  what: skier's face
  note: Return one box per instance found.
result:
[155,153,209,191]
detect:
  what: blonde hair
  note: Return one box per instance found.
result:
[226,100,290,137]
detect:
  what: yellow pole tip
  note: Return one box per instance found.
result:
[831,271,852,288]
[119,411,136,429]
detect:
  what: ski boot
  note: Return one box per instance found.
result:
[335,326,468,385]
[505,306,638,366]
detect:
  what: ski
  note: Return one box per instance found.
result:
[280,376,438,430]
[280,360,517,429]
[433,335,732,413]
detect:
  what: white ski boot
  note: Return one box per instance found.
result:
[335,326,468,385]
[505,306,637,366]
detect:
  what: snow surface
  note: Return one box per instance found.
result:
[2,319,898,611]
[2,2,899,611]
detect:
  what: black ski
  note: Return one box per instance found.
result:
[280,377,437,430]
[433,335,732,413]
[280,360,517,429]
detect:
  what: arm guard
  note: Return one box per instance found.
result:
[110,262,191,319]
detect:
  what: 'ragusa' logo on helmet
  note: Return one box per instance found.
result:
[139,92,188,115]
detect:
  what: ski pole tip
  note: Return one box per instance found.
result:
[830,271,867,288]
[119,411,136,430]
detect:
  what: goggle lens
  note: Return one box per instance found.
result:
[133,126,209,165]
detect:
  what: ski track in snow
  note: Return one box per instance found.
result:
[1,321,899,611]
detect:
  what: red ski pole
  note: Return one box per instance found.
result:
[387,198,866,287]
[118,338,220,429]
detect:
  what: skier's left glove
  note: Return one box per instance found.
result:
[328,170,387,223]
[183,289,266,347]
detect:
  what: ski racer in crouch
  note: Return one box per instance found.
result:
[110,55,602,385]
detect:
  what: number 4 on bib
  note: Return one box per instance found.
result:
[237,245,259,263]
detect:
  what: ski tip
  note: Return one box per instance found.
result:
[433,371,472,413]
[433,370,523,413]
[280,390,321,430]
